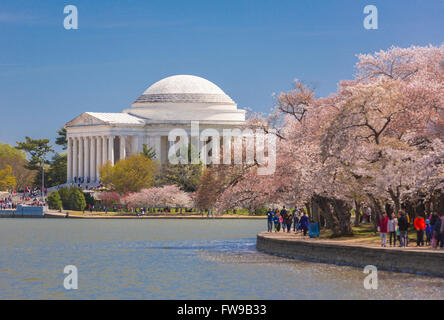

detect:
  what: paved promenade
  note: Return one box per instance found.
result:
[259,231,444,254]
[257,231,444,277]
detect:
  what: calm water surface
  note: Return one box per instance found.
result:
[0,219,442,299]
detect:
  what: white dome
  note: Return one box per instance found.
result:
[134,75,235,105]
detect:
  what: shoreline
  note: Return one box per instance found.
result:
[256,232,444,277]
[43,211,267,219]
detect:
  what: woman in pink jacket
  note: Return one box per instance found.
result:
[378,212,389,247]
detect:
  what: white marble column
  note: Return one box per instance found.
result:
[132,135,139,155]
[108,136,114,165]
[78,137,84,181]
[102,136,107,166]
[84,137,90,182]
[90,137,96,183]
[153,136,161,161]
[168,139,175,163]
[73,138,78,182]
[67,137,72,184]
[138,135,144,154]
[96,136,102,181]
[120,136,126,161]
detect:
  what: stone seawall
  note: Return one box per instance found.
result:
[256,233,444,277]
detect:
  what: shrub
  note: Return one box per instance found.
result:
[47,191,62,210]
[84,192,95,207]
[58,186,73,209]
[68,188,86,211]
[254,207,267,216]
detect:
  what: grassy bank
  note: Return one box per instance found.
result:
[318,223,420,245]
[59,209,265,218]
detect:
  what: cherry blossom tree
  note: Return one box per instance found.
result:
[122,185,193,210]
[210,44,443,236]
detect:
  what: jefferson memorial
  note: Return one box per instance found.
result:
[65,75,246,185]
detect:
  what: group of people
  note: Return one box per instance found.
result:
[266,207,310,236]
[0,197,16,210]
[0,192,46,211]
[377,210,444,249]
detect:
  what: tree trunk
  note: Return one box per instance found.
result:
[367,193,382,233]
[314,195,338,235]
[312,199,320,224]
[416,200,426,217]
[388,187,400,215]
[305,202,312,221]
[439,192,444,214]
[332,198,353,236]
[354,199,361,227]
[313,195,352,237]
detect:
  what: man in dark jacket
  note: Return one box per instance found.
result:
[281,207,288,232]
[398,211,409,247]
[430,211,439,237]
[285,209,293,233]
[433,213,441,248]
[300,212,309,236]
[292,208,299,232]
[266,208,274,232]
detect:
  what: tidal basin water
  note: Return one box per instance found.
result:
[0,219,443,299]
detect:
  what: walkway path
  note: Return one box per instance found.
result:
[259,231,444,254]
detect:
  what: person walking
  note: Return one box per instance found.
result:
[387,213,398,247]
[425,219,432,246]
[266,208,274,233]
[273,212,280,232]
[293,208,300,232]
[300,212,309,237]
[279,212,284,232]
[440,213,444,250]
[378,212,389,247]
[432,213,441,249]
[398,210,409,247]
[281,206,288,232]
[378,213,389,247]
[430,211,439,235]
[414,215,426,247]
[286,210,293,233]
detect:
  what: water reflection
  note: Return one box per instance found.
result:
[0,219,442,299]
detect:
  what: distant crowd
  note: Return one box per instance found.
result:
[378,210,444,249]
[0,188,47,210]
[0,196,16,210]
[266,207,311,236]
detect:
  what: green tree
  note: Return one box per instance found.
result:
[46,153,67,187]
[0,142,26,159]
[156,163,202,192]
[99,154,157,193]
[0,153,35,191]
[55,128,67,150]
[16,137,54,188]
[47,191,62,210]
[58,186,73,209]
[68,187,86,211]
[142,144,156,160]
[155,142,202,192]
[83,192,95,208]
[0,166,16,191]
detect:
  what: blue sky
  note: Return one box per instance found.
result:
[0,0,443,151]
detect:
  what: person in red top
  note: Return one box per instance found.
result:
[414,215,426,246]
[378,212,389,247]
